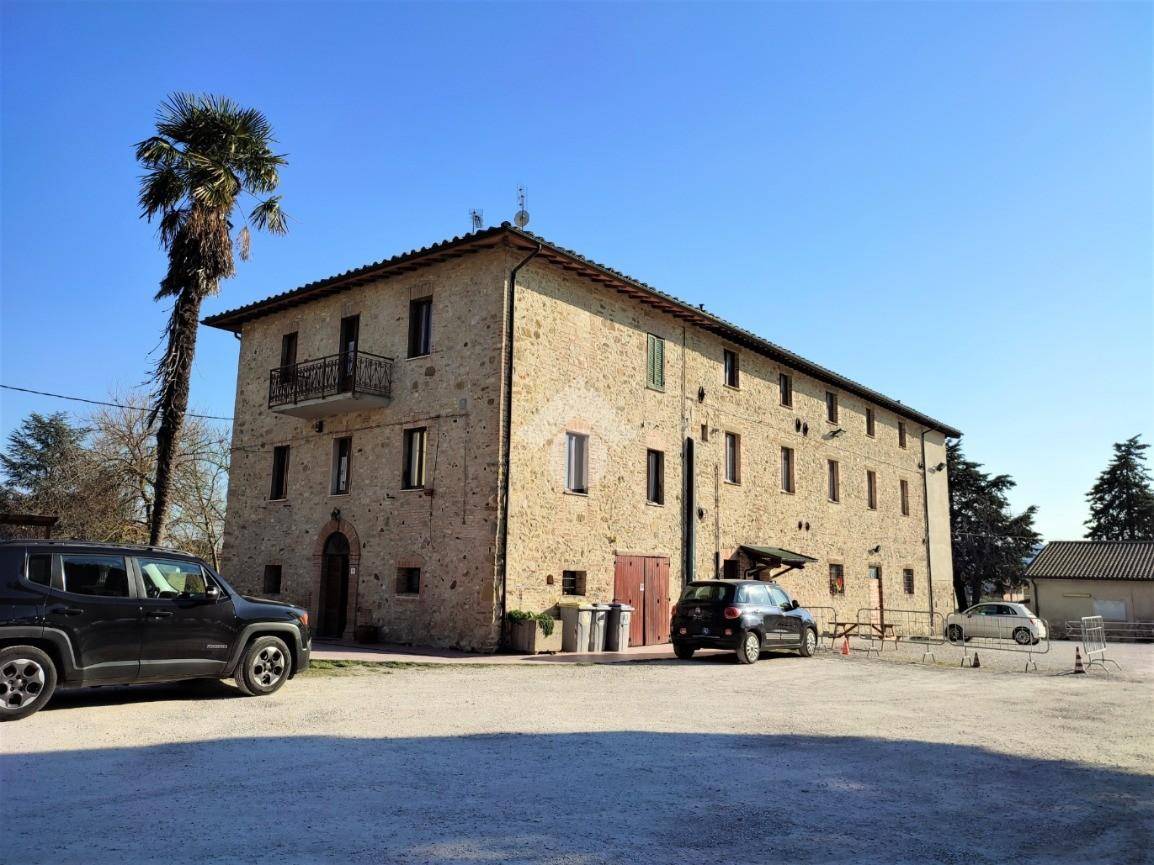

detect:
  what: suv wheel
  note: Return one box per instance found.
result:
[673,642,695,660]
[235,636,291,696]
[736,631,761,665]
[0,646,57,721]
[798,627,818,657]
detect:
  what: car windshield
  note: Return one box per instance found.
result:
[680,583,733,602]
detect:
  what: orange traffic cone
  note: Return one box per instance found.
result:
[972,652,980,668]
[840,637,850,656]
[1073,647,1085,674]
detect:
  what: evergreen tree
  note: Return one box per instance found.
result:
[948,440,1040,609]
[1085,435,1154,540]
[0,412,89,498]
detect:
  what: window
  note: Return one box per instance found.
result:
[26,554,51,586]
[565,432,589,493]
[562,570,587,596]
[900,479,910,516]
[903,568,915,594]
[279,331,298,370]
[270,445,290,500]
[827,459,840,502]
[396,567,421,595]
[646,333,665,390]
[723,559,742,580]
[263,564,283,594]
[724,432,741,484]
[62,555,129,597]
[331,437,352,495]
[779,372,793,407]
[646,449,665,505]
[829,563,845,595]
[826,391,839,423]
[766,585,791,608]
[408,297,432,357]
[866,407,875,437]
[138,557,209,599]
[723,349,739,388]
[898,421,907,449]
[700,424,709,443]
[866,469,877,510]
[780,446,795,493]
[737,582,770,604]
[868,565,882,582]
[338,315,360,389]
[402,428,427,490]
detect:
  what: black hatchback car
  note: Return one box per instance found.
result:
[671,579,818,664]
[0,540,311,721]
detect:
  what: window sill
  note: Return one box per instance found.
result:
[828,499,840,505]
[400,486,428,493]
[724,480,741,487]
[563,489,589,497]
[645,500,665,508]
[780,489,795,496]
[780,402,793,409]
[405,353,432,361]
[394,593,421,600]
[329,492,350,498]
[267,498,289,504]
[645,384,666,393]
[723,384,741,392]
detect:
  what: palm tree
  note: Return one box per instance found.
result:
[137,93,287,545]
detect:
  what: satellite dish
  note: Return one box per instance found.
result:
[514,209,530,228]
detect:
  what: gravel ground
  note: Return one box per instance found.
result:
[2,651,1152,865]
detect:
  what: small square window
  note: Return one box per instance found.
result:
[396,567,421,595]
[723,349,740,388]
[263,564,283,594]
[562,570,587,596]
[829,564,845,595]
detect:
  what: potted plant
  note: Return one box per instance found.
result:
[506,610,562,654]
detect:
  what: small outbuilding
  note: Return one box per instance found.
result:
[1026,540,1154,633]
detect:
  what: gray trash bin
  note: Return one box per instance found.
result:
[588,603,611,652]
[604,603,634,651]
[560,603,593,653]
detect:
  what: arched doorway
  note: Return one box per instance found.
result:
[318,532,350,639]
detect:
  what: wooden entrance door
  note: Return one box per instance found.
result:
[613,555,671,647]
[318,532,350,638]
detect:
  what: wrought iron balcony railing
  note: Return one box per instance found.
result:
[269,351,394,410]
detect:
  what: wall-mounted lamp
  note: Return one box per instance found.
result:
[697,506,706,520]
[829,428,845,438]
[868,545,881,555]
[314,420,325,433]
[697,386,706,402]
[331,508,341,523]
[933,462,946,472]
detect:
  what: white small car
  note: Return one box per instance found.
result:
[946,602,1047,645]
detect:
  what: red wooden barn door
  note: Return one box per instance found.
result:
[614,555,672,647]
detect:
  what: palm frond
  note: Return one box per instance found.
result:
[250,196,288,234]
[237,225,251,262]
[138,166,186,219]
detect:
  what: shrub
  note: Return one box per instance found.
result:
[506,609,556,637]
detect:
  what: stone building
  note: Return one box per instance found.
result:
[205,224,960,651]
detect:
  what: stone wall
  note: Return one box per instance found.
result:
[504,262,955,629]
[219,249,509,651]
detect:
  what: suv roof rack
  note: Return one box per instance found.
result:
[0,538,194,556]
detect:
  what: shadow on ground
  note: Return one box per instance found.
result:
[3,729,1150,865]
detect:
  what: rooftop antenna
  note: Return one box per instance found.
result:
[514,185,530,229]
[469,209,484,231]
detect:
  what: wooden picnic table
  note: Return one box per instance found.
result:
[830,620,900,643]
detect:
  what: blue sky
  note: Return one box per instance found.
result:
[1,2,1150,541]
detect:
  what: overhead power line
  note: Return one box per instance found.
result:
[1,384,233,421]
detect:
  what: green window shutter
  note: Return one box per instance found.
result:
[646,334,655,386]
[653,335,664,388]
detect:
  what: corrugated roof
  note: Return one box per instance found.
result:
[1025,541,1154,581]
[202,223,962,437]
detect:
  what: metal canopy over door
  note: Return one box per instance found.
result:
[613,555,671,646]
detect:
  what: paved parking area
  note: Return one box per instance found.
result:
[3,651,1152,865]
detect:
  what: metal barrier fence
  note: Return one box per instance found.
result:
[1079,616,1122,673]
[851,608,945,662]
[1063,620,1154,643]
[945,609,1050,671]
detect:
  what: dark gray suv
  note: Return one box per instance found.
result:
[0,540,311,721]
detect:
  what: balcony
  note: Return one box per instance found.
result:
[268,351,394,418]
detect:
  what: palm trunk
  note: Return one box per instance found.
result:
[149,289,204,545]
